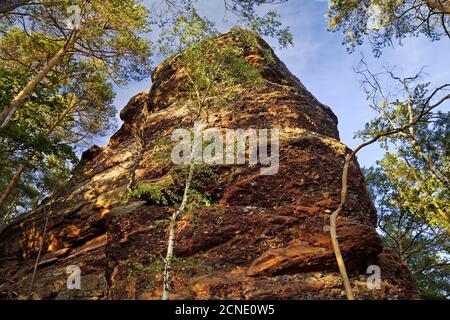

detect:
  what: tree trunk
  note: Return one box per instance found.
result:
[0,156,33,212]
[161,101,205,300]
[0,31,77,128]
[161,155,195,300]
[329,154,355,300]
[0,96,77,211]
[0,0,32,13]
[27,203,51,299]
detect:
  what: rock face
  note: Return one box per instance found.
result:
[0,30,417,300]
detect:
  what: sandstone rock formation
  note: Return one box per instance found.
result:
[0,30,417,300]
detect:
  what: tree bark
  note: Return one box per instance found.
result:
[161,78,206,300]
[161,159,195,300]
[329,154,355,300]
[0,31,77,128]
[0,156,33,213]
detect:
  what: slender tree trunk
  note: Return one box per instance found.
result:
[127,109,149,193]
[161,80,206,300]
[396,212,407,265]
[161,159,195,300]
[329,154,355,300]
[0,96,77,211]
[0,156,33,212]
[0,0,32,13]
[27,203,51,300]
[0,31,77,128]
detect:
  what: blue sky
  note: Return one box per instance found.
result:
[100,0,450,168]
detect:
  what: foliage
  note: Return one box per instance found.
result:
[0,0,143,217]
[170,164,218,195]
[223,0,293,47]
[0,0,292,221]
[153,0,292,49]
[365,166,450,299]
[0,0,153,83]
[0,68,77,222]
[158,9,266,117]
[128,164,218,208]
[0,28,118,142]
[327,0,450,56]
[0,57,116,221]
[128,183,177,206]
[132,255,165,290]
[127,254,205,290]
[355,62,449,231]
[357,62,450,299]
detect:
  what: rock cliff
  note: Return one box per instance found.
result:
[0,30,417,300]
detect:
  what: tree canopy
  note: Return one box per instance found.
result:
[327,0,450,56]
[366,166,450,299]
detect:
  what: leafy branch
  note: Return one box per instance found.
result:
[331,82,449,300]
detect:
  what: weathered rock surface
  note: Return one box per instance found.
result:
[0,30,417,300]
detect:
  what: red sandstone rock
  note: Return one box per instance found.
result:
[0,30,417,300]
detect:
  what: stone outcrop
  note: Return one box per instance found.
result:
[0,30,417,300]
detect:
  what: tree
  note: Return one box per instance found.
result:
[0,68,77,224]
[327,0,450,56]
[355,60,449,232]
[222,0,293,46]
[328,65,449,300]
[0,0,152,127]
[0,0,150,213]
[350,62,450,299]
[0,0,292,215]
[365,166,450,299]
[0,35,117,217]
[325,0,449,299]
[155,9,271,300]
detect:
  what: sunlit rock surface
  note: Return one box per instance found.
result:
[0,30,417,300]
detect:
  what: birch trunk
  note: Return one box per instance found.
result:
[161,154,196,300]
[0,31,77,128]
